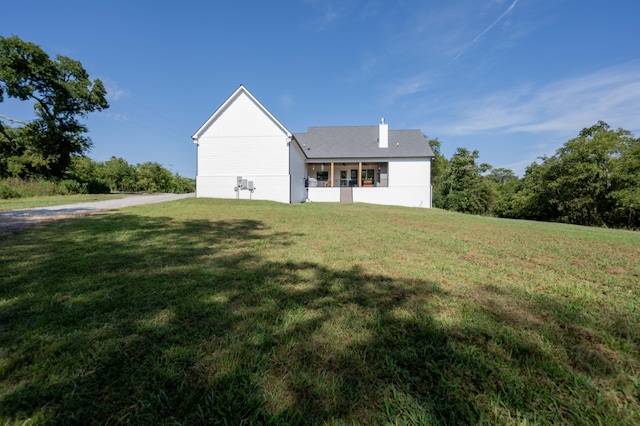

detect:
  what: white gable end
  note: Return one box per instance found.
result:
[193,86,290,139]
[193,86,299,204]
[200,92,282,137]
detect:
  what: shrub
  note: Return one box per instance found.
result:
[86,179,111,194]
[0,182,21,199]
[0,178,60,197]
[60,179,85,195]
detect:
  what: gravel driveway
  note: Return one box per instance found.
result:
[0,193,195,235]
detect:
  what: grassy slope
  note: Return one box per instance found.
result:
[0,199,638,425]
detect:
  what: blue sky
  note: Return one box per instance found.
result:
[3,0,640,177]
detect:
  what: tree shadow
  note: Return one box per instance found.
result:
[0,211,638,424]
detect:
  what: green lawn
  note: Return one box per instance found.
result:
[1,199,639,425]
[0,193,135,212]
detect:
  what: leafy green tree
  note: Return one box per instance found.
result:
[0,125,22,177]
[507,157,559,221]
[486,168,518,185]
[100,156,139,192]
[609,136,640,228]
[486,168,520,217]
[170,173,196,193]
[136,162,173,193]
[428,137,449,208]
[65,156,110,194]
[547,121,622,225]
[510,122,638,228]
[441,148,495,215]
[0,36,108,178]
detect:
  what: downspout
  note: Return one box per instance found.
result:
[192,136,198,197]
[287,135,292,204]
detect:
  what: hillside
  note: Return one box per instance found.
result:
[1,199,638,424]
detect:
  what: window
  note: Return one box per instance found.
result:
[340,170,348,187]
[316,171,329,181]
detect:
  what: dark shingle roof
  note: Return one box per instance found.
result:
[293,126,434,160]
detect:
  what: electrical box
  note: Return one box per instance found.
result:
[242,179,248,189]
[247,181,254,190]
[237,176,243,187]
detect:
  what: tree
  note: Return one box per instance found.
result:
[137,162,173,193]
[609,136,640,228]
[0,36,108,178]
[509,121,639,228]
[486,168,518,185]
[441,148,495,215]
[486,168,520,217]
[100,156,139,192]
[428,137,449,208]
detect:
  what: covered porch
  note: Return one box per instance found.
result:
[305,162,389,188]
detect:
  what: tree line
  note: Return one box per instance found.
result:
[430,121,640,229]
[65,156,194,194]
[0,156,194,198]
[0,35,193,198]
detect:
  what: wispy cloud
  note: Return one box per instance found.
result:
[446,0,520,67]
[379,75,431,105]
[100,78,128,102]
[99,111,129,122]
[433,62,640,136]
[303,0,358,28]
[279,93,295,110]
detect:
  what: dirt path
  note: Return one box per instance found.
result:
[0,193,195,235]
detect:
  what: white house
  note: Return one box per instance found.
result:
[192,85,434,208]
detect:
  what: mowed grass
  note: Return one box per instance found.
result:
[1,199,639,425]
[0,193,134,212]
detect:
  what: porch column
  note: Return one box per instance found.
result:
[358,162,362,187]
[330,162,334,187]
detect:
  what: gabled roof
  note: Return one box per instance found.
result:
[192,85,291,141]
[294,126,434,159]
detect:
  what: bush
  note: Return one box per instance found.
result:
[60,179,85,195]
[0,182,21,199]
[86,179,110,194]
[0,178,60,197]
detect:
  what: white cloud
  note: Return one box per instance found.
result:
[303,0,358,28]
[379,75,431,105]
[447,0,520,67]
[99,78,128,102]
[279,93,295,110]
[434,62,640,137]
[99,111,129,122]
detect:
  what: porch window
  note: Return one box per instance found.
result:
[364,169,374,186]
[347,169,375,186]
[316,171,329,187]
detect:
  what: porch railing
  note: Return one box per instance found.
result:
[306,178,388,188]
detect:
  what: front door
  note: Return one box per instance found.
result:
[351,170,358,186]
[340,170,348,187]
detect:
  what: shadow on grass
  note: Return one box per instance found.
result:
[0,211,638,424]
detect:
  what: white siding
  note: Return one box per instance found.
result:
[306,158,432,207]
[200,91,285,137]
[289,141,307,203]
[353,187,430,208]
[194,88,294,204]
[197,175,291,204]
[307,187,341,202]
[197,136,289,176]
[388,159,430,187]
